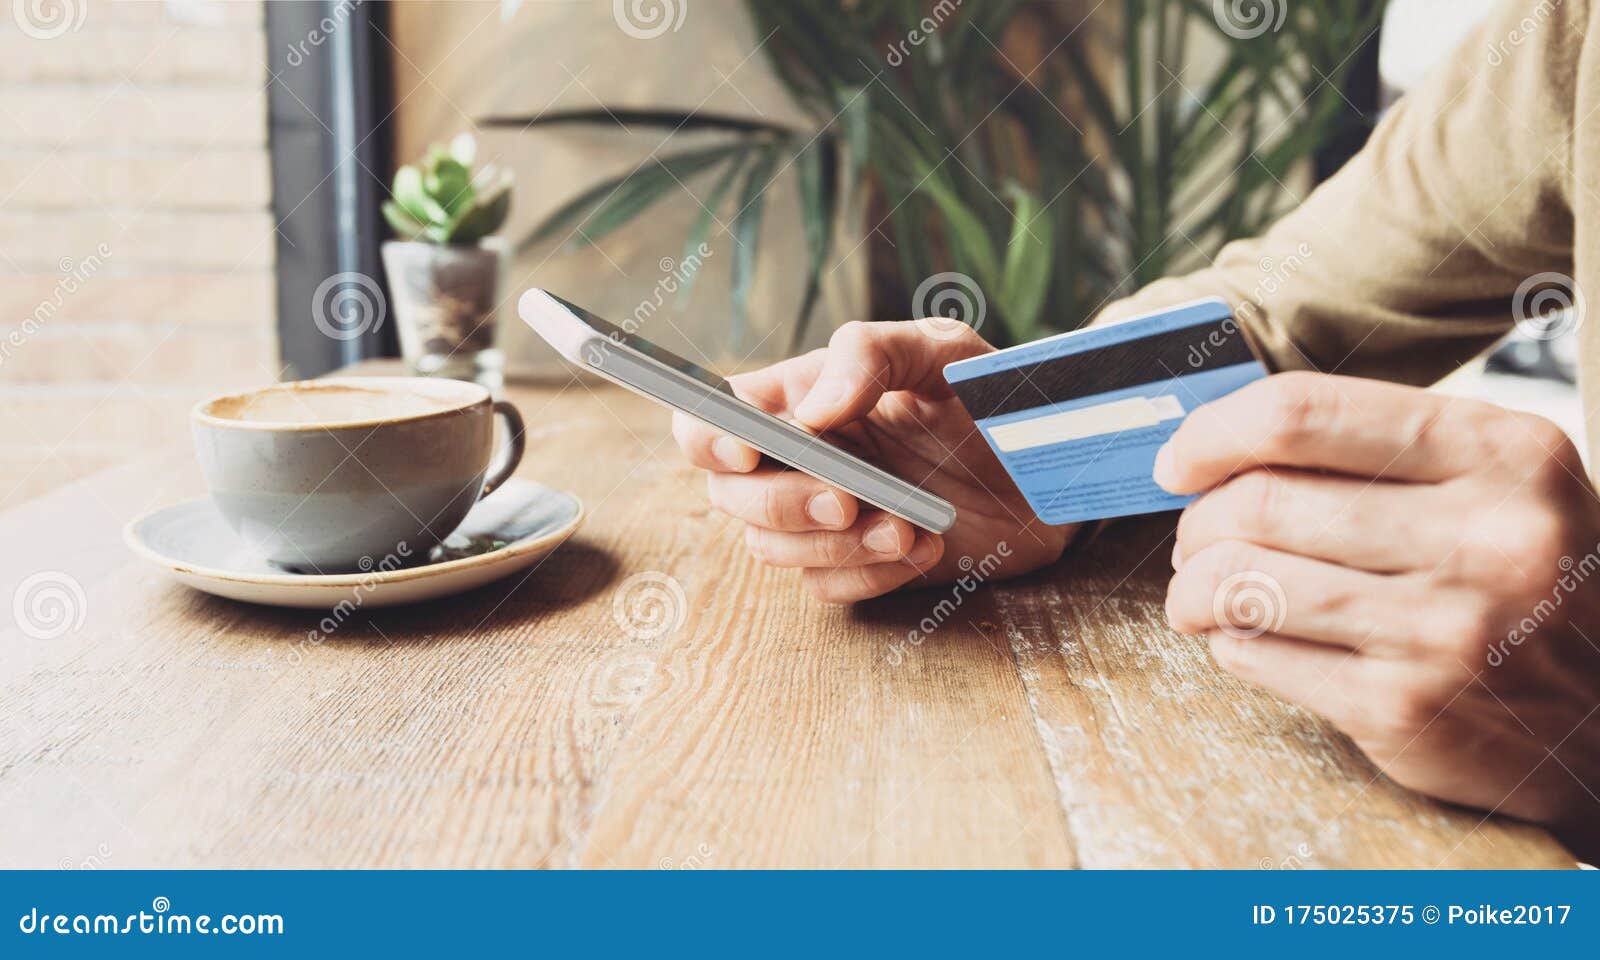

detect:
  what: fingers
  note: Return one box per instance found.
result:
[1153,371,1484,494]
[672,410,760,473]
[671,352,829,473]
[1174,468,1449,573]
[745,513,942,569]
[725,349,827,415]
[1166,539,1422,654]
[802,543,945,603]
[708,468,858,532]
[1205,630,1385,735]
[793,320,993,431]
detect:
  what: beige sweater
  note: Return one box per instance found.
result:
[1098,0,1597,461]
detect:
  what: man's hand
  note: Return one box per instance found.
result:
[672,320,1073,602]
[1160,371,1600,860]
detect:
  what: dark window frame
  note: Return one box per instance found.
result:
[265,0,395,379]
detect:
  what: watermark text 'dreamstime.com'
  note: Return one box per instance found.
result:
[18,897,283,938]
[0,244,112,369]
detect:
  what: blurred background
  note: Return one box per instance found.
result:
[0,0,1570,513]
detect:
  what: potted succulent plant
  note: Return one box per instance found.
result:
[381,134,513,385]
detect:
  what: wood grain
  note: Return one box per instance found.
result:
[0,374,1576,868]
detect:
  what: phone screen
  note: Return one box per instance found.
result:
[548,293,735,395]
[522,287,957,532]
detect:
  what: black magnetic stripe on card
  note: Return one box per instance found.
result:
[948,316,1257,420]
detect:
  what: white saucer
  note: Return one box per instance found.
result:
[124,479,585,609]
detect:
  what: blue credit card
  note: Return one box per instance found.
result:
[942,299,1268,526]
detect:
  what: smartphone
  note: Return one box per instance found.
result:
[517,289,956,533]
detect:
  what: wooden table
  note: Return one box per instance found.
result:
[0,375,1575,868]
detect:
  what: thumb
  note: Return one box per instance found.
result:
[793,319,993,430]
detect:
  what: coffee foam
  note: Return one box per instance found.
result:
[208,384,460,425]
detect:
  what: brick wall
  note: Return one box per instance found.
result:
[0,0,277,510]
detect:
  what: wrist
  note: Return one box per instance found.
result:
[1542,714,1600,864]
[1550,814,1600,866]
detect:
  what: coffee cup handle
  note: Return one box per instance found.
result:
[479,401,526,499]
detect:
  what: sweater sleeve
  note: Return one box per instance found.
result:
[1093,0,1587,385]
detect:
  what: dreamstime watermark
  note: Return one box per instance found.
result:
[658,842,713,869]
[1,243,112,370]
[12,571,87,641]
[910,271,987,342]
[613,0,686,39]
[1511,270,1583,341]
[277,542,414,668]
[887,542,1011,665]
[612,571,687,641]
[17,897,283,938]
[312,271,387,342]
[1259,842,1314,870]
[1486,0,1564,66]
[588,652,657,708]
[583,243,713,366]
[1189,243,1313,369]
[58,843,112,871]
[1487,538,1600,667]
[282,0,363,68]
[11,0,86,39]
[1212,0,1286,39]
[1212,570,1287,640]
[884,0,962,67]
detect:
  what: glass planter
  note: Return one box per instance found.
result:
[381,239,505,391]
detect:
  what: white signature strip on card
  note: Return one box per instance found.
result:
[986,394,1186,453]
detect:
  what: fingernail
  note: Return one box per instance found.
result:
[713,436,748,470]
[863,520,903,556]
[807,491,847,528]
[907,534,940,566]
[1152,441,1178,490]
[796,378,848,423]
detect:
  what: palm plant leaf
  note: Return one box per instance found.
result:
[792,135,840,350]
[677,147,753,306]
[483,108,795,136]
[729,144,784,350]
[997,183,1055,344]
[837,88,871,192]
[512,0,1380,350]
[523,142,748,251]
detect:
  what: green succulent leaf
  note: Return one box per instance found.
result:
[381,200,427,241]
[425,156,475,219]
[387,136,514,245]
[392,165,448,227]
[446,181,511,244]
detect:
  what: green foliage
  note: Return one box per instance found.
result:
[384,134,513,245]
[491,1,1382,348]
